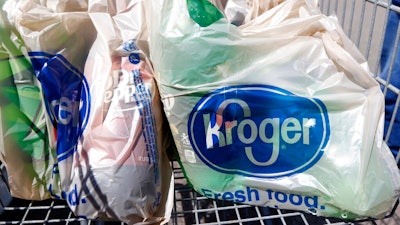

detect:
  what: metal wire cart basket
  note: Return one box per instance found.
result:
[1,0,400,224]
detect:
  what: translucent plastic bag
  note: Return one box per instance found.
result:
[78,0,174,223]
[0,4,54,200]
[4,0,95,203]
[146,0,400,219]
[4,0,173,223]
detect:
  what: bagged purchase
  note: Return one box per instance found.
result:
[81,0,173,223]
[5,0,173,223]
[3,0,92,202]
[146,0,400,219]
[0,3,54,200]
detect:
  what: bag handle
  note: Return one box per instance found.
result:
[187,0,224,27]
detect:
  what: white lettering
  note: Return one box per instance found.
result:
[202,99,315,166]
[51,97,79,126]
[281,117,301,144]
[302,118,315,145]
[238,119,257,144]
[224,121,237,146]
[104,69,137,104]
[203,113,225,149]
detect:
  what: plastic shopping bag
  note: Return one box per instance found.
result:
[4,0,173,223]
[80,0,173,223]
[146,0,400,220]
[0,5,54,200]
[3,0,93,201]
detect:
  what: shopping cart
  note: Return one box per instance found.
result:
[1,0,399,224]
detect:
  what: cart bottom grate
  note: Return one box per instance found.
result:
[0,162,398,225]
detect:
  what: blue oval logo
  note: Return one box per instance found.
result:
[29,52,90,162]
[188,85,330,178]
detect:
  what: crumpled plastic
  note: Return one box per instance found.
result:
[0,0,54,200]
[146,0,400,220]
[3,0,174,224]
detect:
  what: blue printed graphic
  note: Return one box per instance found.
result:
[129,53,140,64]
[132,69,159,185]
[29,52,90,162]
[188,85,330,178]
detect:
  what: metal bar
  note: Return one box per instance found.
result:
[356,1,367,48]
[364,0,379,60]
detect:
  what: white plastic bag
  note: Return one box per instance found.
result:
[0,4,54,200]
[4,0,95,203]
[146,0,400,219]
[78,0,174,223]
[5,0,173,223]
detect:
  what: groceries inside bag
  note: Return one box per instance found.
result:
[3,0,174,224]
[146,0,400,220]
[0,5,54,200]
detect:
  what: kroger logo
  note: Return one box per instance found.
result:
[30,52,90,162]
[188,85,330,178]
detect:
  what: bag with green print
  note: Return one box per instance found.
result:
[0,6,57,200]
[146,0,400,220]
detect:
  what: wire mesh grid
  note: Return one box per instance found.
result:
[166,162,359,225]
[1,0,400,225]
[0,161,398,225]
